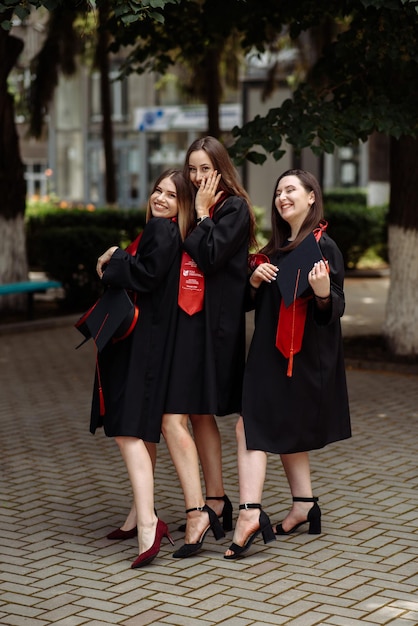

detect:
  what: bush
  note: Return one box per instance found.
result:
[324,202,388,268]
[323,189,367,206]
[26,207,147,309]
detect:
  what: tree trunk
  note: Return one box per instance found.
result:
[204,48,221,138]
[367,132,390,206]
[383,136,418,355]
[0,19,29,311]
[97,0,116,205]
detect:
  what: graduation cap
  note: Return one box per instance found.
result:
[75,288,139,352]
[276,232,323,307]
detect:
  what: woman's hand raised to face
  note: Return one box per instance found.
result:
[195,171,222,218]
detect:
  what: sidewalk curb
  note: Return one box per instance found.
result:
[0,313,80,335]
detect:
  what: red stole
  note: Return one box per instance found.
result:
[275,271,309,377]
[178,252,205,315]
[125,232,142,256]
[177,198,225,316]
[276,221,328,377]
[248,222,328,378]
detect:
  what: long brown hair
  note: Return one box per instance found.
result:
[146,169,194,240]
[262,169,324,256]
[183,136,257,249]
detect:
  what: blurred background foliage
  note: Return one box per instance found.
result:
[26,191,387,309]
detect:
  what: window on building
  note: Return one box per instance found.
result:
[89,68,128,123]
[338,146,360,187]
[25,162,48,199]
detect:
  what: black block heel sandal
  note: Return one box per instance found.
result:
[224,503,276,560]
[173,504,225,558]
[275,497,321,535]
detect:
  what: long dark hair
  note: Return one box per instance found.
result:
[262,169,324,256]
[183,136,257,249]
[146,169,194,240]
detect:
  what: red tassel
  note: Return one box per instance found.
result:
[96,358,105,416]
[287,350,294,377]
[99,386,105,416]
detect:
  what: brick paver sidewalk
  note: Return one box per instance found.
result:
[1,318,417,625]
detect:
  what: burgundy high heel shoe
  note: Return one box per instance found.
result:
[275,497,322,535]
[131,519,174,569]
[107,526,137,540]
[107,508,158,540]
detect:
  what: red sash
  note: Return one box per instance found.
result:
[178,252,205,315]
[125,232,142,256]
[177,202,221,316]
[276,221,328,377]
[275,270,309,377]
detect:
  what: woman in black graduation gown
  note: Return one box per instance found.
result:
[91,169,194,568]
[161,136,257,558]
[224,169,351,559]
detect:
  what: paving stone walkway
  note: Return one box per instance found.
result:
[1,276,417,625]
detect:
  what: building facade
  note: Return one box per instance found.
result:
[11,12,386,215]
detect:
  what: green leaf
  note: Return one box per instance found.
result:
[121,14,141,24]
[246,151,267,165]
[149,10,164,22]
[14,5,29,21]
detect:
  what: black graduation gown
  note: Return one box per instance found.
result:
[165,195,250,416]
[90,217,182,442]
[242,233,351,454]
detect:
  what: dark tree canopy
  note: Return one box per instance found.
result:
[229,0,418,165]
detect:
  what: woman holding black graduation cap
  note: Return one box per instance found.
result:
[224,169,351,560]
[90,169,194,568]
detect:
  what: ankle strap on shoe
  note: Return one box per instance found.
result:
[292,497,318,503]
[239,503,261,510]
[206,495,226,501]
[186,505,206,514]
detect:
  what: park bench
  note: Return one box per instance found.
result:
[0,279,63,319]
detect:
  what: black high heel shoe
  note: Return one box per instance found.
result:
[172,504,225,558]
[131,519,174,568]
[177,494,233,532]
[224,503,276,560]
[275,497,321,535]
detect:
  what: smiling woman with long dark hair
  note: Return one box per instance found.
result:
[225,169,351,560]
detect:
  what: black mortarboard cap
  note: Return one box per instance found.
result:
[276,232,323,307]
[75,288,136,352]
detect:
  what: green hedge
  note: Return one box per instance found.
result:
[324,202,388,268]
[26,208,147,309]
[25,200,388,309]
[323,189,367,206]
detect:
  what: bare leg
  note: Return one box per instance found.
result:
[119,441,157,531]
[190,413,225,517]
[115,437,157,556]
[224,416,267,556]
[279,451,314,531]
[162,413,210,543]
